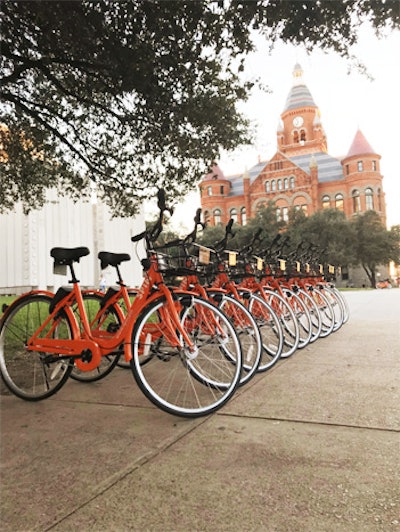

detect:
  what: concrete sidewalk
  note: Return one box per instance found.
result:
[1,289,399,531]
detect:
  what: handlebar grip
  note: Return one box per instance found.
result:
[157,189,166,211]
[226,219,234,233]
[194,208,202,225]
[131,231,147,242]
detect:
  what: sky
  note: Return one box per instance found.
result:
[159,23,400,234]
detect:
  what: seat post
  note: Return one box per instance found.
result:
[68,262,79,284]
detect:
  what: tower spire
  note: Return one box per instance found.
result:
[293,63,304,86]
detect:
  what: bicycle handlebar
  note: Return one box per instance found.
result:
[131,189,174,245]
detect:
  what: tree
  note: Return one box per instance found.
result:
[2,1,399,215]
[286,208,353,267]
[350,211,400,288]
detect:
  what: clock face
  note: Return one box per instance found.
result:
[293,116,304,127]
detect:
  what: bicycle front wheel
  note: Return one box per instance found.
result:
[208,291,262,387]
[0,294,74,400]
[130,295,242,418]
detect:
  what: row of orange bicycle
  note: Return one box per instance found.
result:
[0,190,349,418]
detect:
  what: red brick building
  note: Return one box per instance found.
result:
[200,63,386,227]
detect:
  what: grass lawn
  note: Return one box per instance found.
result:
[0,295,17,313]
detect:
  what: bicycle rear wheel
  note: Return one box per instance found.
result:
[0,294,74,400]
[130,295,242,418]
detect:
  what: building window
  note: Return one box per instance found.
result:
[322,195,330,209]
[345,164,350,175]
[377,188,382,211]
[241,207,247,226]
[204,210,209,223]
[335,193,344,211]
[300,129,306,141]
[207,186,212,196]
[284,178,289,190]
[277,179,283,191]
[294,204,308,215]
[213,209,221,225]
[271,180,276,192]
[220,185,224,194]
[352,190,361,213]
[230,208,238,223]
[372,160,377,171]
[365,188,374,210]
[265,181,270,193]
[276,207,281,221]
[289,176,295,189]
[357,160,363,172]
[282,206,289,222]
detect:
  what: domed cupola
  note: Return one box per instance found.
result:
[279,64,326,155]
[283,63,317,112]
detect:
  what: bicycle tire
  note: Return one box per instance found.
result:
[311,287,335,337]
[130,295,242,418]
[260,288,300,358]
[207,292,262,386]
[320,285,346,331]
[330,286,350,324]
[246,293,284,372]
[0,293,74,400]
[282,288,312,349]
[69,292,122,382]
[296,288,322,343]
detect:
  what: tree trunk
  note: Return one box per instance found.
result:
[362,263,376,288]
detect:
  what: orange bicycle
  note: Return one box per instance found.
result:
[0,191,242,417]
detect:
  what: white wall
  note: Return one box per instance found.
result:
[0,190,146,294]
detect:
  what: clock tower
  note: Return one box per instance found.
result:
[277,63,327,156]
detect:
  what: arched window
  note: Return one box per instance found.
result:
[265,181,270,193]
[230,208,238,223]
[284,178,289,190]
[357,160,363,172]
[282,207,289,222]
[204,210,210,223]
[335,193,344,211]
[276,207,281,221]
[365,188,374,210]
[271,180,276,192]
[300,129,306,141]
[241,207,247,226]
[322,195,330,209]
[213,209,221,225]
[352,190,361,213]
[289,176,295,189]
[277,179,283,191]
